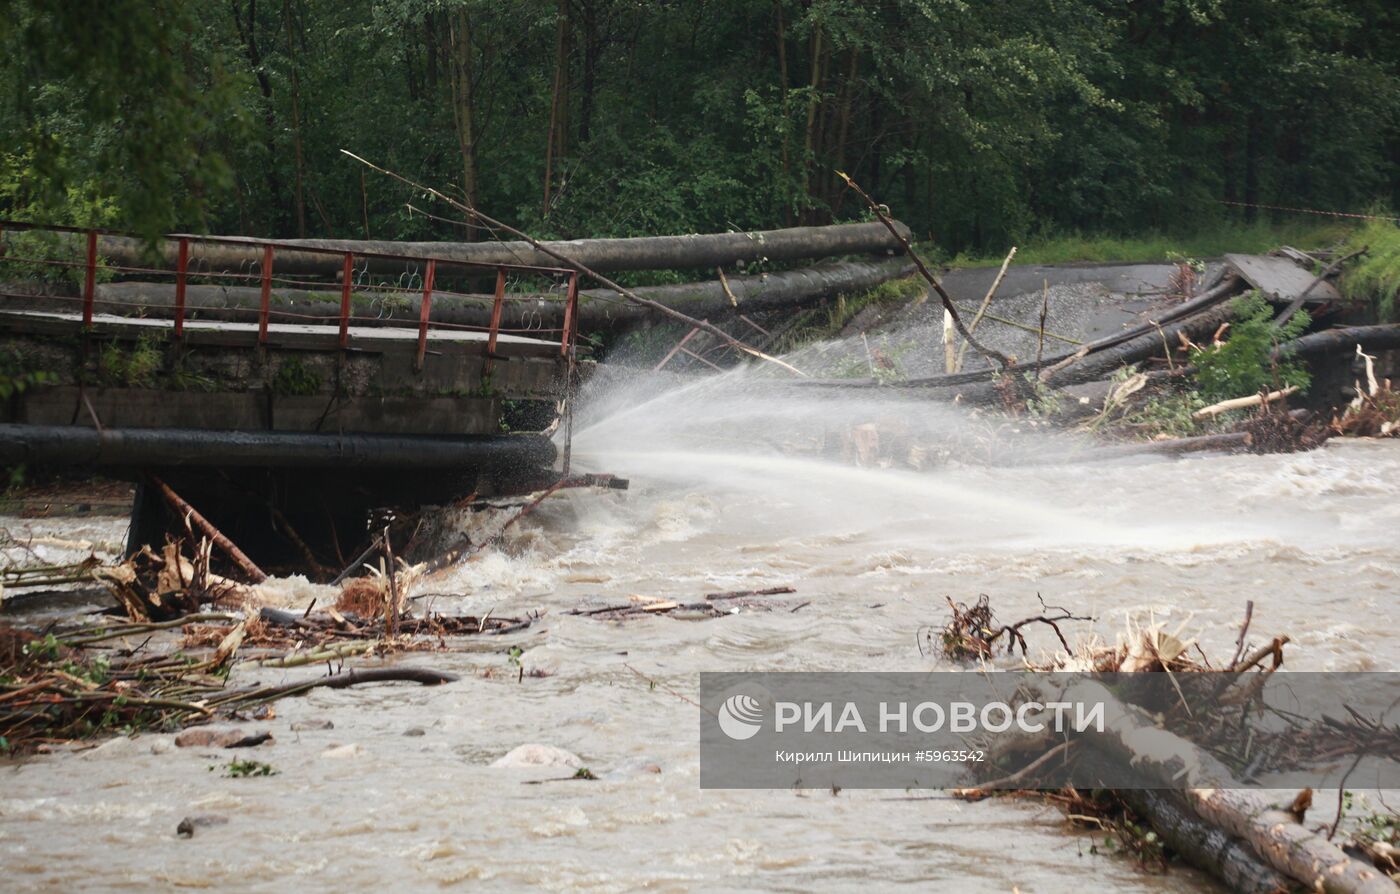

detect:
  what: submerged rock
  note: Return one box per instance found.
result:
[174,728,272,749]
[176,814,229,838]
[320,743,362,760]
[601,758,663,780]
[290,719,335,732]
[490,744,583,769]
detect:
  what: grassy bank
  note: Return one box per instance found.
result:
[1341,220,1400,321]
[943,219,1358,267]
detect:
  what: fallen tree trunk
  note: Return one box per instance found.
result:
[1006,429,1252,465]
[905,294,1242,405]
[1002,410,1310,465]
[786,274,1244,399]
[1115,788,1294,894]
[81,257,912,332]
[214,666,458,705]
[148,475,268,584]
[87,221,910,276]
[1055,678,1395,894]
[1277,324,1400,361]
[1193,386,1298,419]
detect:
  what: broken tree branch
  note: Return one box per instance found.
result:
[1193,386,1298,420]
[342,150,807,377]
[835,170,1011,370]
[955,246,1017,372]
[147,475,267,583]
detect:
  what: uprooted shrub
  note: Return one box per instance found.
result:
[1191,291,1310,402]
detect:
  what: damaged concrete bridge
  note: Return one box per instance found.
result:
[0,217,909,574]
[0,221,589,572]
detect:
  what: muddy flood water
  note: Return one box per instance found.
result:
[3,370,1399,892]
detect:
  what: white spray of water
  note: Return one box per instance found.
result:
[568,361,1229,553]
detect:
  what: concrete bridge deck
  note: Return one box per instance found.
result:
[0,308,563,357]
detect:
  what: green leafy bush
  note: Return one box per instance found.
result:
[100,334,162,387]
[1191,292,1310,403]
[0,347,56,398]
[270,358,321,396]
[1121,390,1209,439]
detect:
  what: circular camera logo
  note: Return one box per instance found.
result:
[718,692,765,740]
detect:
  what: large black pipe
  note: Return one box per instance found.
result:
[0,425,556,469]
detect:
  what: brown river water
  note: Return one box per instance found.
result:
[2,369,1398,892]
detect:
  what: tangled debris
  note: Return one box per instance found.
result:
[0,610,460,754]
[927,594,1089,660]
[1332,348,1400,438]
[0,522,553,753]
[935,596,1399,893]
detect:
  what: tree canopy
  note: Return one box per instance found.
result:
[1,0,1396,252]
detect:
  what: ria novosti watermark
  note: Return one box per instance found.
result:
[721,689,1102,738]
[700,672,1400,790]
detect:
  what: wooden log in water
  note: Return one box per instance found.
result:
[1115,787,1294,894]
[1053,678,1396,894]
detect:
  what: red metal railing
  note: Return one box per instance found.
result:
[0,220,582,365]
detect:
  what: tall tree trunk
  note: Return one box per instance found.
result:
[828,48,858,213]
[230,0,284,231]
[774,0,791,224]
[800,22,824,224]
[1244,112,1260,223]
[448,9,478,232]
[282,0,306,237]
[543,0,570,218]
[423,13,438,92]
[578,0,598,144]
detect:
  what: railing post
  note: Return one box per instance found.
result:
[82,229,97,327]
[258,244,274,345]
[173,237,189,338]
[339,252,354,349]
[560,272,578,357]
[416,259,436,371]
[484,266,506,375]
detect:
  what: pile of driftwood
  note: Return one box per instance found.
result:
[0,579,521,753]
[0,477,570,753]
[937,597,1399,893]
[1332,347,1400,438]
[0,612,458,753]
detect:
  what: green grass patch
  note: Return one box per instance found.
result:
[1341,219,1400,321]
[825,275,925,331]
[769,275,925,355]
[942,220,1358,268]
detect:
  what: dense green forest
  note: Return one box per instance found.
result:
[2,0,1397,254]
